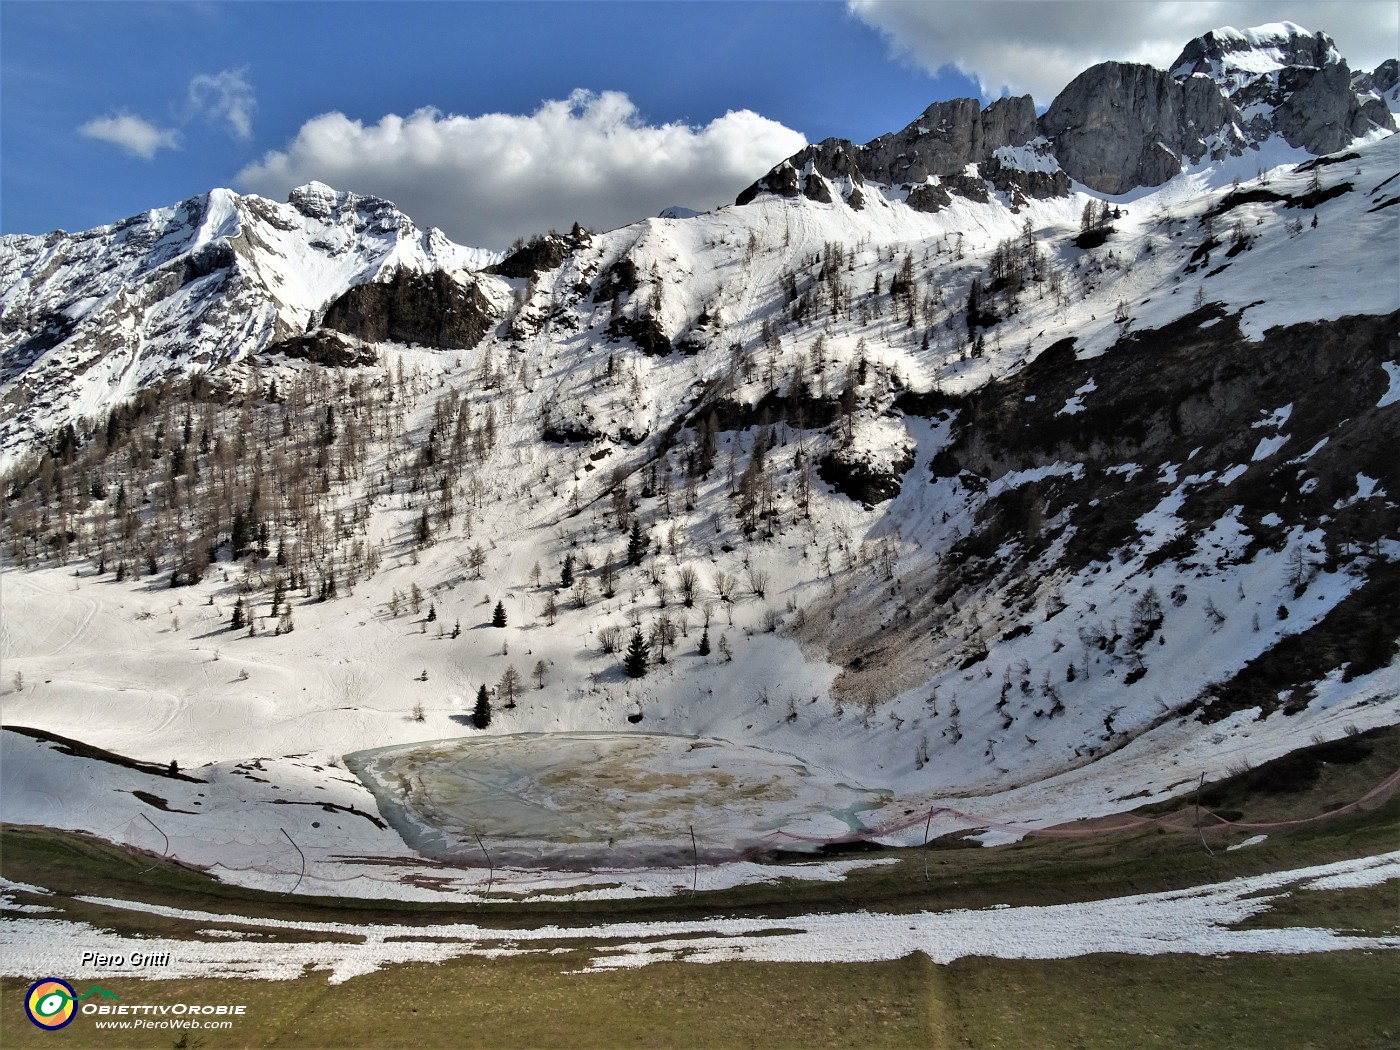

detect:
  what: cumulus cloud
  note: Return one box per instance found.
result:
[848,1,1400,104]
[77,113,180,159]
[237,89,807,249]
[187,68,256,140]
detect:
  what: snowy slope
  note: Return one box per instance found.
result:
[0,183,496,471]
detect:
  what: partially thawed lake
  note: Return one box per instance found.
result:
[347,732,890,869]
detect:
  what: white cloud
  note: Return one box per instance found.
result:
[237,89,807,249]
[848,1,1400,105]
[76,113,180,159]
[187,68,256,140]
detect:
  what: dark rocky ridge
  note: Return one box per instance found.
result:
[739,23,1395,204]
[262,330,379,368]
[319,269,497,351]
[913,306,1398,583]
[486,226,591,279]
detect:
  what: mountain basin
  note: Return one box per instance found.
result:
[346,732,891,869]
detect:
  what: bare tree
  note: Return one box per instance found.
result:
[497,665,522,709]
[467,544,487,579]
[713,570,737,604]
[677,565,699,607]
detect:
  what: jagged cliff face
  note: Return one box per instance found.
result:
[740,22,1395,203]
[0,184,498,466]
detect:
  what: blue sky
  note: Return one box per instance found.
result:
[3,1,1395,248]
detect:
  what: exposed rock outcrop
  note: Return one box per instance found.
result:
[1168,24,1395,156]
[741,22,1396,205]
[1040,62,1228,194]
[319,269,496,350]
[737,95,1048,206]
[486,225,590,279]
[263,330,378,368]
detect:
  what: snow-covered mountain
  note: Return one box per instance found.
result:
[0,24,1396,889]
[0,182,499,469]
[739,22,1395,206]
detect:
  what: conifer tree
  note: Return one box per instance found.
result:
[230,597,245,630]
[698,626,710,656]
[623,629,650,678]
[472,684,492,729]
[492,600,507,627]
[626,518,648,566]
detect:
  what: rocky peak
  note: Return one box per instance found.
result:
[0,183,493,465]
[1170,22,1341,95]
[1373,58,1400,95]
[1353,59,1400,109]
[741,23,1394,206]
[736,94,1054,209]
[1040,61,1238,194]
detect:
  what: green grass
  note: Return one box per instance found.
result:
[934,951,1400,1050]
[3,951,1395,1049]
[1231,881,1400,937]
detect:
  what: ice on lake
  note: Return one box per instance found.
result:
[347,732,890,869]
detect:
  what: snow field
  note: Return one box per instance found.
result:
[1,852,1395,983]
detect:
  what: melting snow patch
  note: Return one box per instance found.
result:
[988,462,1083,497]
[1,853,1396,983]
[1379,361,1400,408]
[1227,835,1268,851]
[1251,434,1289,461]
[964,829,1024,847]
[1252,404,1293,429]
[1288,437,1328,464]
[1354,474,1383,500]
[1055,378,1097,417]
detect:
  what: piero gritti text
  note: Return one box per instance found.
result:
[81,951,172,969]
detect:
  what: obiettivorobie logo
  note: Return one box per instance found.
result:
[24,979,119,1030]
[22,978,247,1033]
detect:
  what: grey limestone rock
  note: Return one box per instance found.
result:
[737,94,1047,206]
[1041,62,1222,194]
[740,22,1395,206]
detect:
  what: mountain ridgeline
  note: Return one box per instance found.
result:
[738,23,1396,207]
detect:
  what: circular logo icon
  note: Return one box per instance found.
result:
[25,978,77,1030]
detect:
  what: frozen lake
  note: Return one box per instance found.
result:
[347,732,891,869]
